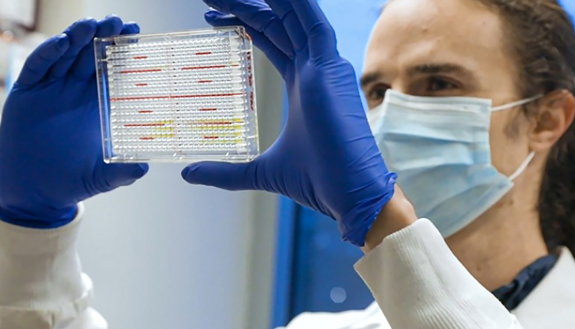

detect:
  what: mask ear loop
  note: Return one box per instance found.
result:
[492,94,544,112]
[492,94,542,180]
[509,151,536,181]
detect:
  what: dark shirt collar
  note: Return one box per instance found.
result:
[491,254,559,310]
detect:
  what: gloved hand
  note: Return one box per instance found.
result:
[182,0,396,246]
[0,16,149,229]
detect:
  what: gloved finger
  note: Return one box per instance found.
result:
[71,15,124,80]
[49,18,98,78]
[205,11,290,76]
[16,34,70,87]
[182,161,264,191]
[263,0,307,51]
[99,163,149,190]
[117,22,141,47]
[121,21,140,34]
[203,2,294,58]
[289,0,338,61]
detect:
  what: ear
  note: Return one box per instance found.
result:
[528,90,575,152]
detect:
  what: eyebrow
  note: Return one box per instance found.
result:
[360,72,382,88]
[408,63,476,81]
[360,63,477,88]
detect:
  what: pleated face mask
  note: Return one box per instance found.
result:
[367,89,540,237]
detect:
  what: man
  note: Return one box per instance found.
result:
[2,0,575,328]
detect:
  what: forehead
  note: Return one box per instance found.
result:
[365,0,511,79]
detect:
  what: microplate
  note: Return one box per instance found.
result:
[95,27,259,163]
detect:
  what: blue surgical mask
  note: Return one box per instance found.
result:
[367,89,541,237]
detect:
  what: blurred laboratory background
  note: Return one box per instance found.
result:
[2,0,574,329]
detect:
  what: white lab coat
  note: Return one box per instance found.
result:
[0,204,573,329]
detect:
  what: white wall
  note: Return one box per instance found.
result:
[38,1,284,328]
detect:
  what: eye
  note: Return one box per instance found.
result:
[428,77,457,92]
[366,84,389,103]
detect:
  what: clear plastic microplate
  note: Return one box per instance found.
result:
[94,27,259,163]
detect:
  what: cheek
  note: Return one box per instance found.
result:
[488,111,530,176]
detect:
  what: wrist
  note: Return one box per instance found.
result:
[0,203,77,229]
[363,186,417,252]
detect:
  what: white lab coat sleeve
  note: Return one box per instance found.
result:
[0,204,106,329]
[355,218,524,329]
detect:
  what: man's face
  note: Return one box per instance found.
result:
[362,0,532,179]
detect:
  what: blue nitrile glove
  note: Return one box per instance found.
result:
[182,0,396,246]
[0,16,149,229]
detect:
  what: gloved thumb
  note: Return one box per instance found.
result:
[181,161,261,191]
[100,163,149,190]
